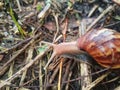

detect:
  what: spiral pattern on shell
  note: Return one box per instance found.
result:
[77,28,120,69]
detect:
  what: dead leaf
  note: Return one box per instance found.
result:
[43,21,56,31]
[61,18,68,41]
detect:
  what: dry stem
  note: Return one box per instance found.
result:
[86,5,114,31]
[0,46,50,88]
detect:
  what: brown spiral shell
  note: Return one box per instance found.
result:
[77,28,120,69]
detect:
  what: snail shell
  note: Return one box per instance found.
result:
[77,28,120,69]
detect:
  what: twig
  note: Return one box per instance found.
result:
[0,37,31,54]
[61,60,71,89]
[6,61,14,89]
[102,76,120,84]
[19,76,39,87]
[114,85,120,90]
[43,68,110,88]
[88,5,98,17]
[6,68,109,88]
[54,35,62,43]
[58,58,63,90]
[86,5,114,31]
[16,0,22,11]
[38,0,51,19]
[0,46,50,88]
[0,33,41,74]
[113,0,120,5]
[0,2,4,9]
[33,0,37,6]
[80,62,91,90]
[19,47,34,85]
[53,13,59,43]
[49,64,59,83]
[65,61,76,90]
[85,71,110,90]
[62,18,68,41]
[79,19,92,90]
[39,59,43,90]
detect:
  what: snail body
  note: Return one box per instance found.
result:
[44,28,120,69]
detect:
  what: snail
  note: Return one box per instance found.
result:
[44,28,120,69]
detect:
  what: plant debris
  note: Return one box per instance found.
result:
[0,0,120,90]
